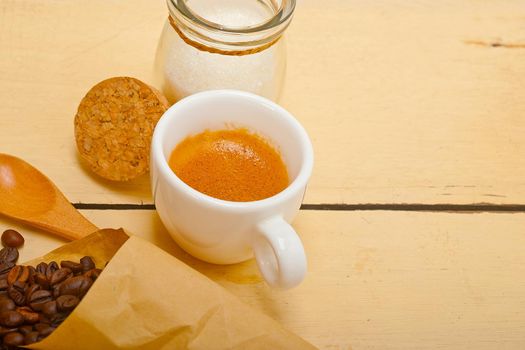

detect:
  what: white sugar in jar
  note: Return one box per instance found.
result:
[154,0,296,103]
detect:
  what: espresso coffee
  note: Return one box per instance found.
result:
[168,128,289,202]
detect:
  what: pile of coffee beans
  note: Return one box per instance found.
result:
[0,229,102,348]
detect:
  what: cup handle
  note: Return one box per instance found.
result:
[252,216,307,289]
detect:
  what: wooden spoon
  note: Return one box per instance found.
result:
[0,153,98,240]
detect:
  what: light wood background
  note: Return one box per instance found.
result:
[1,0,525,349]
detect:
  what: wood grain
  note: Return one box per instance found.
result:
[1,209,524,349]
[1,1,524,205]
[2,2,524,348]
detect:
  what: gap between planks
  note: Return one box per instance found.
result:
[73,203,525,213]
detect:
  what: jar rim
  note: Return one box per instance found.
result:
[167,0,296,34]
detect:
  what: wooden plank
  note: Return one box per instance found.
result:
[1,209,524,349]
[1,1,524,205]
[285,0,525,205]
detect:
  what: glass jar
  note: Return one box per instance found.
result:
[154,0,296,103]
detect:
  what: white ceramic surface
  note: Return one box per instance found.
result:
[150,90,313,289]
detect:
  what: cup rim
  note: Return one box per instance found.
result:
[151,89,314,211]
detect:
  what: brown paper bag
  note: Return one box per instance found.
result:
[24,229,316,349]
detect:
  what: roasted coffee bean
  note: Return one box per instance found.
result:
[27,265,36,284]
[17,307,39,324]
[34,322,54,337]
[18,325,33,335]
[3,331,24,346]
[0,310,24,327]
[8,290,25,306]
[60,260,83,274]
[58,275,92,298]
[0,280,8,293]
[56,295,79,312]
[28,290,53,312]
[44,261,59,281]
[41,301,57,317]
[1,229,24,248]
[40,311,64,327]
[11,281,25,291]
[0,326,18,336]
[84,268,102,281]
[35,262,47,275]
[0,247,18,264]
[0,262,14,276]
[34,272,49,290]
[8,282,26,306]
[38,313,51,325]
[0,298,15,313]
[0,231,102,348]
[80,256,95,273]
[24,331,39,345]
[7,265,30,285]
[10,281,27,293]
[49,268,72,286]
[52,284,61,299]
[24,283,40,302]
[50,312,68,327]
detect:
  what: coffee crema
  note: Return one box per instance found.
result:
[168,128,289,202]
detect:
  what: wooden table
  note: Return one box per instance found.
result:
[2,0,525,348]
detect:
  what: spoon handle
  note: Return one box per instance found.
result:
[0,188,99,241]
[20,200,98,240]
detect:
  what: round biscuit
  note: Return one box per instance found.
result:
[74,77,169,181]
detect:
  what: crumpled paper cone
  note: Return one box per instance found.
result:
[24,228,316,349]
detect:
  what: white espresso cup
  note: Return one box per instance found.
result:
[150,90,314,289]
